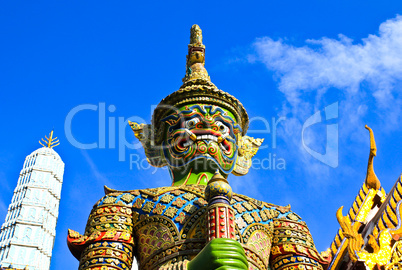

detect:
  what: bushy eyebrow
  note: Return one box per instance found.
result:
[181,104,207,115]
[162,104,242,134]
[161,113,181,124]
[180,110,202,119]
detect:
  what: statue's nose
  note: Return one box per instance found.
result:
[196,120,213,130]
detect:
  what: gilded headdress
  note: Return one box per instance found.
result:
[130,25,262,176]
[151,25,249,139]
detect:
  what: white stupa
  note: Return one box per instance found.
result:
[0,131,65,270]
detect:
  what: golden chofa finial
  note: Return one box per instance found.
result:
[182,24,210,83]
[364,125,381,190]
[39,130,60,149]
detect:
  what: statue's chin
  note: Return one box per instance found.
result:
[168,155,234,175]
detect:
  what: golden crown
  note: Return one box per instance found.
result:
[152,25,249,137]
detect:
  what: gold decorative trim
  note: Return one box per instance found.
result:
[336,206,364,262]
[364,125,381,190]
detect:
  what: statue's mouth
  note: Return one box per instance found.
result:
[180,128,231,151]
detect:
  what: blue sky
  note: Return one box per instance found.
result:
[0,1,401,269]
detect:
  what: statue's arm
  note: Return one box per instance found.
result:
[67,194,135,269]
[270,213,328,270]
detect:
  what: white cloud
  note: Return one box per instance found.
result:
[0,200,7,215]
[81,150,113,187]
[0,173,11,222]
[248,15,402,182]
[252,15,402,129]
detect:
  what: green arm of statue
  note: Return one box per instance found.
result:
[187,238,249,270]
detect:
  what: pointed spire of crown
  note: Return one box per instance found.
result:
[39,130,60,149]
[182,24,210,83]
[364,125,381,190]
[151,24,250,143]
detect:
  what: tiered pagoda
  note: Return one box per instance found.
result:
[0,132,65,270]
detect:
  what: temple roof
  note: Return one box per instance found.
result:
[327,126,402,270]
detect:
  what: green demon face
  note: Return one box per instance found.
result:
[161,104,242,175]
[128,24,264,185]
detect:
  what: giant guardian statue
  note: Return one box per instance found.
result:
[67,25,331,270]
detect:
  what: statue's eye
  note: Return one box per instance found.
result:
[185,118,200,129]
[215,121,229,134]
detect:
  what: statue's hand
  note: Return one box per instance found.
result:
[187,238,248,270]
